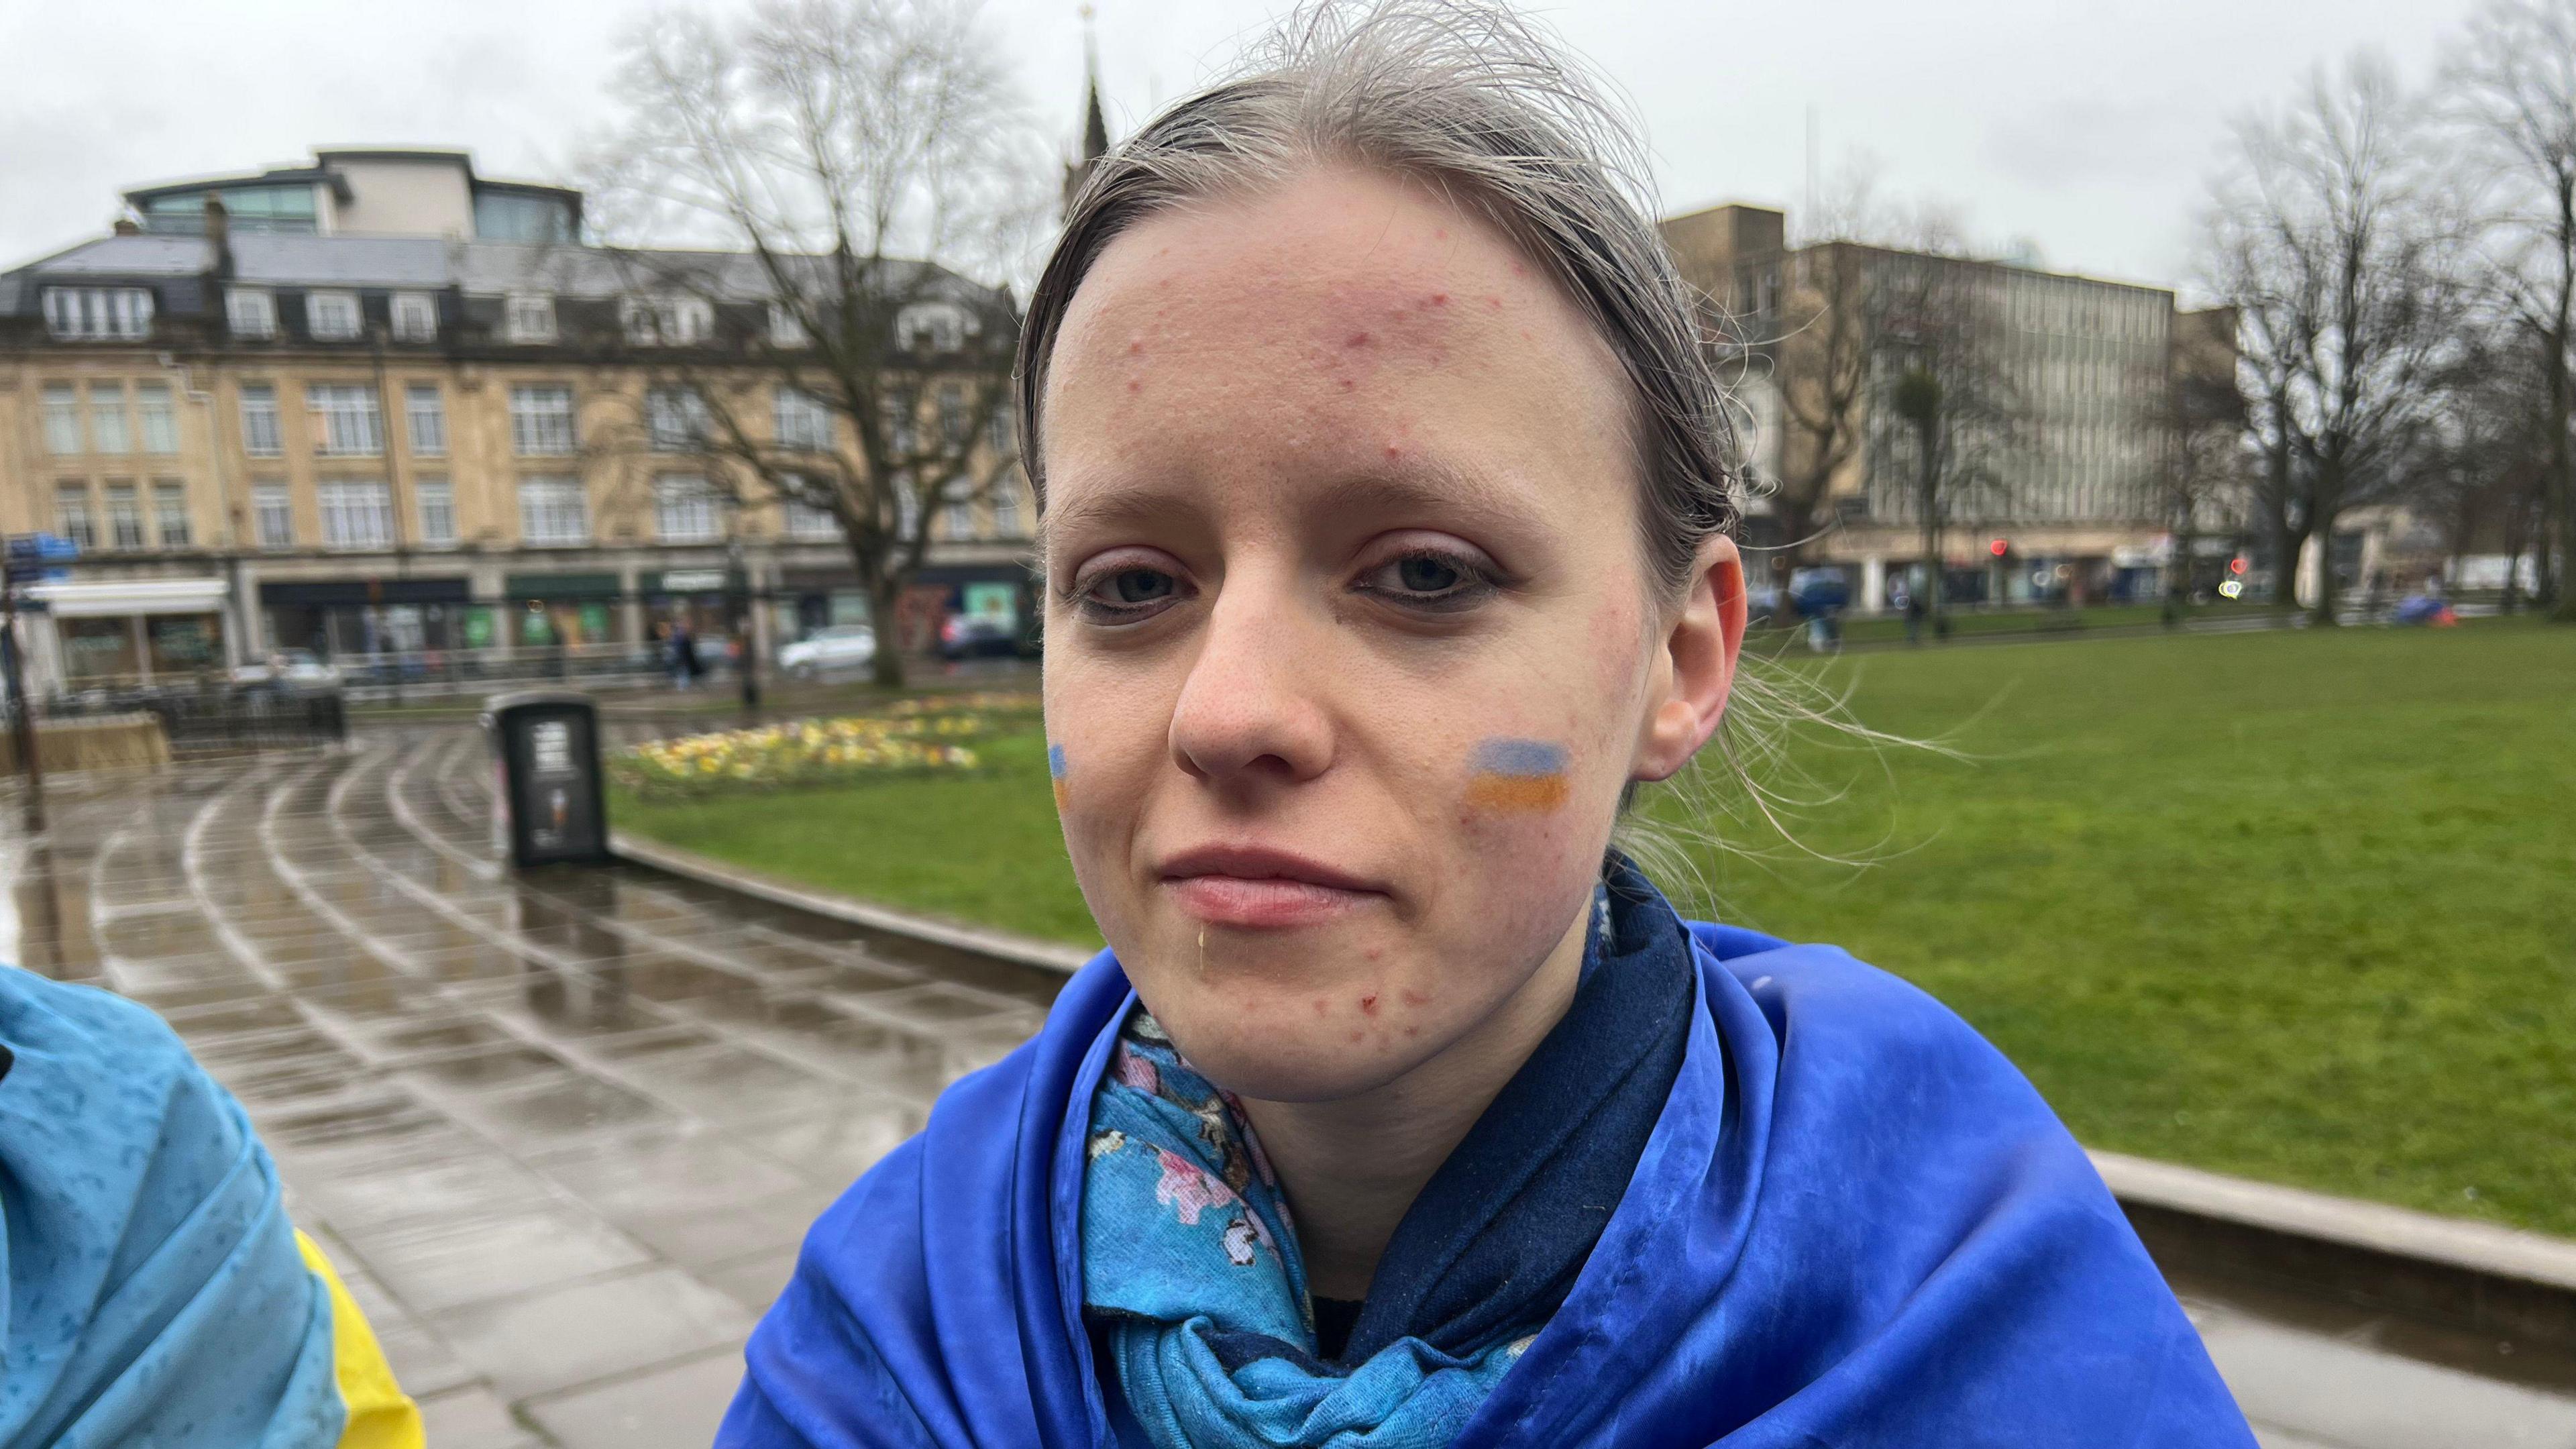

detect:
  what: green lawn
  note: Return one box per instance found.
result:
[610,621,2576,1236]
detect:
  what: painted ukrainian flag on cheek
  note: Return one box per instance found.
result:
[1465,739,1570,813]
[1050,743,1071,810]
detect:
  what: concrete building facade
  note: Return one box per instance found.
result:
[1663,202,2242,611]
[0,150,1030,694]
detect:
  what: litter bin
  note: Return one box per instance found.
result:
[482,690,608,867]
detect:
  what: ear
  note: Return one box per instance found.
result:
[1632,534,1748,784]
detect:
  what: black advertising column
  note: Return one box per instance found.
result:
[481,690,609,867]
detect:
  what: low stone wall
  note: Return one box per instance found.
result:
[0,714,173,774]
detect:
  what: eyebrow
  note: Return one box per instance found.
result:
[1039,453,1540,555]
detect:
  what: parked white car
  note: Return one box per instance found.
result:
[778,625,877,679]
[230,649,343,694]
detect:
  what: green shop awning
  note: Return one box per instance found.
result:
[505,573,622,600]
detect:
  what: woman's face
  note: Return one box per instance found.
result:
[1040,167,1739,1102]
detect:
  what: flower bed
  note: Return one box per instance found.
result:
[610,714,984,798]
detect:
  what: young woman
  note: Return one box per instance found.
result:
[722,4,2256,1445]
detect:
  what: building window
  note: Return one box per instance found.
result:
[519,477,590,545]
[768,303,810,348]
[416,477,457,547]
[307,384,384,455]
[941,494,975,541]
[391,292,437,342]
[318,480,395,549]
[938,383,968,447]
[623,294,713,346]
[896,302,965,352]
[154,482,191,547]
[647,386,710,451]
[55,483,93,550]
[227,287,277,339]
[991,482,1022,538]
[136,383,178,454]
[254,483,294,548]
[239,384,283,457]
[895,476,920,539]
[505,292,556,343]
[44,286,152,339]
[655,475,722,543]
[986,399,1014,457]
[784,490,840,540]
[407,384,446,456]
[509,385,578,455]
[307,290,362,341]
[42,384,80,454]
[105,483,145,549]
[775,387,833,451]
[87,382,131,453]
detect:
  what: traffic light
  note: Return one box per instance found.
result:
[2229,557,2247,575]
[1988,538,2009,557]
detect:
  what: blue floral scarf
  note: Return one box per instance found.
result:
[1080,865,1697,1448]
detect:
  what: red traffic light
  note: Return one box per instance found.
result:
[1988,538,2008,557]
[2229,557,2247,575]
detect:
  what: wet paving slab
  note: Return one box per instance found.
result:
[0,729,1057,1449]
[0,725,2570,1448]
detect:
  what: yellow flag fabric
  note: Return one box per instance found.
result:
[293,1231,428,1449]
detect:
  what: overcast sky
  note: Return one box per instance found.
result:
[0,0,2481,295]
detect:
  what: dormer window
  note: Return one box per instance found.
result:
[390,292,438,343]
[896,302,967,353]
[622,293,713,346]
[307,290,362,341]
[227,287,277,339]
[506,292,557,343]
[44,287,153,340]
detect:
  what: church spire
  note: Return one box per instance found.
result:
[1063,5,1110,215]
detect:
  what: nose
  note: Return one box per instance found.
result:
[1167,563,1334,790]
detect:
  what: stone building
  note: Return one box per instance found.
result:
[0,148,1030,692]
[1662,202,2243,611]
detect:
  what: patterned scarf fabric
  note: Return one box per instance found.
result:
[1080,865,1698,1449]
[1081,1015,1536,1448]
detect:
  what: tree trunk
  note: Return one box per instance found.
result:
[2309,468,2342,627]
[868,573,908,690]
[1915,417,1943,632]
[2552,180,2576,623]
[2265,392,2299,616]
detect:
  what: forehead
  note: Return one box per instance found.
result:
[1040,166,1635,508]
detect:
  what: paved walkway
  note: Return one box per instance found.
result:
[1,729,2571,1448]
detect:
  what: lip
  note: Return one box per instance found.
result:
[1157,844,1387,929]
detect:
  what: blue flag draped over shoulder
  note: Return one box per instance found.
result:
[1,967,346,1448]
[723,922,2256,1447]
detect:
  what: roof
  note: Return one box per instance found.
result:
[2,231,996,311]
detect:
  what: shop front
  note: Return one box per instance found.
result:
[504,573,625,651]
[908,563,1035,655]
[258,578,476,664]
[26,576,232,694]
[641,568,743,638]
[780,566,871,643]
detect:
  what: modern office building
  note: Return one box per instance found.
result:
[0,148,1031,693]
[1662,202,2243,609]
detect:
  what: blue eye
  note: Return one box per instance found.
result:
[1073,561,1189,623]
[1361,548,1495,611]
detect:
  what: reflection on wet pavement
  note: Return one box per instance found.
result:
[0,727,1047,1449]
[1,726,2570,1448]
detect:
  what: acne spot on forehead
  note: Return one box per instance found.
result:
[1358,994,1380,1016]
[1312,998,1330,1016]
[1345,331,1373,348]
[1126,379,1142,394]
[1429,293,1448,307]
[1347,1028,1366,1043]
[1128,339,1145,355]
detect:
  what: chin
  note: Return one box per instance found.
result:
[1117,914,1442,1103]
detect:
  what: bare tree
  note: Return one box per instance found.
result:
[2446,0,2576,616]
[2204,54,2467,624]
[2154,311,2254,619]
[1869,249,2028,632]
[582,0,1048,687]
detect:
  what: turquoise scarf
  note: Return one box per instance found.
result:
[1081,1013,1534,1448]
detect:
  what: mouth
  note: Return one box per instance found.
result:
[1156,844,1387,930]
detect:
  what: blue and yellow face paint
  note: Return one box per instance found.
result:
[1464,738,1570,814]
[1049,743,1069,810]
